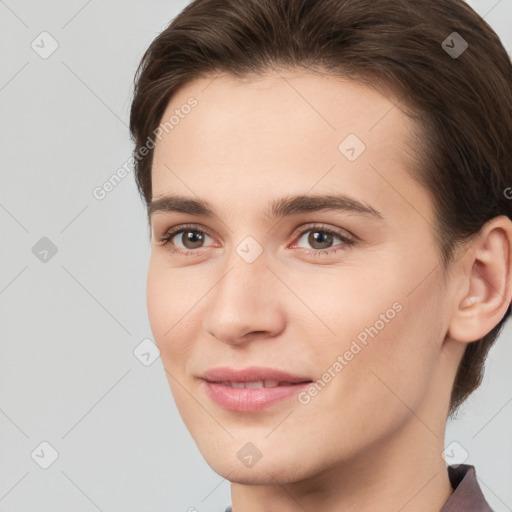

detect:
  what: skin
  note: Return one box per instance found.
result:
[147,70,512,512]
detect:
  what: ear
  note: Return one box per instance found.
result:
[448,215,512,343]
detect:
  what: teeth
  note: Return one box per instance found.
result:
[220,380,282,388]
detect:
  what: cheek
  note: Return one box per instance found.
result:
[146,262,201,416]
[146,261,171,343]
[299,257,446,417]
[333,271,446,418]
[282,262,399,355]
[146,259,196,367]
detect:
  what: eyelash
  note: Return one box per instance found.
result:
[157,223,356,257]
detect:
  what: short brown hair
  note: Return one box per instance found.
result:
[129,0,512,417]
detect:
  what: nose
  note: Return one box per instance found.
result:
[203,255,286,346]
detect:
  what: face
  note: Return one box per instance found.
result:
[147,70,458,484]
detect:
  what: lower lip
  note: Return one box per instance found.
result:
[202,380,312,412]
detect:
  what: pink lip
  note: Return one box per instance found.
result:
[202,381,312,412]
[199,366,313,412]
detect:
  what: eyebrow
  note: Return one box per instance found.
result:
[149,193,383,221]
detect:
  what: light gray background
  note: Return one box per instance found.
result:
[0,1,511,511]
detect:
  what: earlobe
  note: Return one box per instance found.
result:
[448,216,512,344]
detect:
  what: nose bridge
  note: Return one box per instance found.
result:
[216,236,273,307]
[204,236,284,343]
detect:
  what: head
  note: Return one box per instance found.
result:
[129,0,512,482]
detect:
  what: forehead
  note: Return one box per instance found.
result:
[150,70,428,222]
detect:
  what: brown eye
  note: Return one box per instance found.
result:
[159,225,214,254]
[306,230,334,250]
[294,224,355,255]
[179,230,206,249]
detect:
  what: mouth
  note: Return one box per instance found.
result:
[204,379,312,388]
[200,366,313,385]
[199,367,314,412]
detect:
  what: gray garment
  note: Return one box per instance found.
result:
[224,464,493,512]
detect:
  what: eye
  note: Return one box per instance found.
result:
[292,223,356,256]
[158,224,215,256]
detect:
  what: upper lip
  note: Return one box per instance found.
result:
[201,366,313,384]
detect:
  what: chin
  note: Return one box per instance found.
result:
[204,453,314,485]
